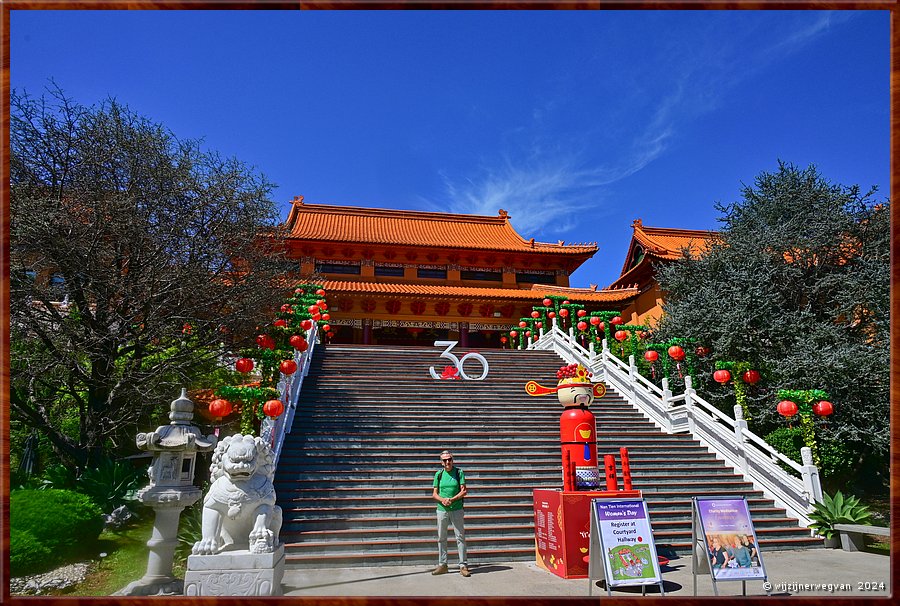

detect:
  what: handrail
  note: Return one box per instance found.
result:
[528,322,822,529]
[262,322,319,468]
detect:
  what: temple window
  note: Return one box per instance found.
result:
[516,271,551,284]
[417,266,448,279]
[461,269,502,282]
[316,261,361,275]
[375,264,405,277]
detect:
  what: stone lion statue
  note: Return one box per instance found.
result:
[192,434,283,555]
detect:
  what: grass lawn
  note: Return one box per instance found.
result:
[46,515,189,597]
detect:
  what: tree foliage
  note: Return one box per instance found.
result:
[655,162,889,489]
[11,85,290,469]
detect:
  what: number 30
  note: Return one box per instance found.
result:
[429,340,490,381]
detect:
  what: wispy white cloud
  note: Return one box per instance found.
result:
[428,12,853,239]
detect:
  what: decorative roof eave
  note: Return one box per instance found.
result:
[283,197,599,256]
[608,255,655,290]
[320,280,638,303]
[618,218,717,276]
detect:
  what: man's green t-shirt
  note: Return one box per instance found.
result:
[433,468,465,511]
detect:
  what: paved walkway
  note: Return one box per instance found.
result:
[282,549,891,597]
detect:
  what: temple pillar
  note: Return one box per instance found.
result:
[459,322,469,348]
[363,319,373,345]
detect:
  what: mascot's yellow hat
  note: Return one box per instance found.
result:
[525,363,605,397]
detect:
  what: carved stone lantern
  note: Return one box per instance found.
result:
[117,388,217,596]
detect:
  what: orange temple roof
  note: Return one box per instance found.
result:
[321,280,637,302]
[284,197,598,255]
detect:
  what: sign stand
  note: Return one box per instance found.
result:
[692,496,772,596]
[587,498,665,597]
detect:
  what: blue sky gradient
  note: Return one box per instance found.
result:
[11,10,889,288]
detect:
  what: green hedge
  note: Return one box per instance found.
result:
[10,489,104,576]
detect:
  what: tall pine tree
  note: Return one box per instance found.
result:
[655,162,889,491]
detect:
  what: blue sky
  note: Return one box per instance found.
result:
[11,10,889,288]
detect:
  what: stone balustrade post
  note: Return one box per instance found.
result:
[733,405,749,474]
[684,375,696,434]
[800,447,824,506]
[628,354,638,406]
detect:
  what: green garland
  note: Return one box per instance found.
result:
[776,388,830,467]
[715,361,754,420]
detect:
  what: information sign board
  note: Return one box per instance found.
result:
[694,497,767,585]
[588,498,664,595]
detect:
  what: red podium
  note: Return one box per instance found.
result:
[533,488,642,579]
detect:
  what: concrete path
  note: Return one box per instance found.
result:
[282,549,891,597]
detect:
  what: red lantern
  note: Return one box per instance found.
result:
[294,288,304,295]
[777,400,799,418]
[322,313,331,321]
[256,335,275,350]
[316,289,326,296]
[713,369,732,384]
[559,308,569,318]
[610,316,623,326]
[695,346,710,357]
[316,299,326,307]
[301,319,313,331]
[577,309,587,318]
[500,336,508,344]
[280,304,292,313]
[308,305,320,315]
[597,322,605,332]
[542,298,552,307]
[562,300,570,305]
[614,330,628,342]
[322,324,332,332]
[519,321,527,328]
[312,313,322,322]
[235,357,254,373]
[525,331,532,337]
[536,322,542,329]
[327,331,335,338]
[209,398,232,418]
[668,345,685,360]
[577,321,588,331]
[531,311,540,319]
[290,335,308,351]
[280,359,298,375]
[510,330,518,338]
[742,370,761,385]
[263,399,285,418]
[548,311,556,319]
[590,316,601,326]
[813,400,834,417]
[644,350,659,362]
[273,319,287,328]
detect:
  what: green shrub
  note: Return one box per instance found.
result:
[76,456,146,513]
[808,491,874,539]
[763,426,855,486]
[10,528,53,576]
[10,489,104,573]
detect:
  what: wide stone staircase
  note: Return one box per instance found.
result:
[275,345,821,567]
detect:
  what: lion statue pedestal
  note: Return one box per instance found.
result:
[184,434,285,596]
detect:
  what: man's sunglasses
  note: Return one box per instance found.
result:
[441,458,453,463]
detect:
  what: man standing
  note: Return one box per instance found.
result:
[432,450,469,577]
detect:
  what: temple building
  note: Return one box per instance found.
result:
[281,196,639,346]
[610,219,716,327]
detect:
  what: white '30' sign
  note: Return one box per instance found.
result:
[429,340,490,381]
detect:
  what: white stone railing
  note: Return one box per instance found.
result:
[261,322,319,468]
[529,320,823,529]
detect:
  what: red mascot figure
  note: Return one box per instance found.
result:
[525,364,606,490]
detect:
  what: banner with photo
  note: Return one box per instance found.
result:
[695,497,766,581]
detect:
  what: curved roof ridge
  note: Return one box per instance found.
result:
[290,197,513,225]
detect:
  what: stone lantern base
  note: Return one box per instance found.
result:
[183,544,285,596]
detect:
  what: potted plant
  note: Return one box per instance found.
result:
[808,491,873,548]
